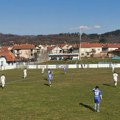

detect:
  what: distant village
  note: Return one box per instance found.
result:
[0,42,120,66]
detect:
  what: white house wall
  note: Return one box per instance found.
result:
[91,47,102,54]
[51,47,62,54]
[81,48,91,53]
[108,48,118,51]
[81,48,91,57]
[14,49,32,59]
[19,50,32,58]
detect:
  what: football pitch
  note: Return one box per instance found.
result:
[0,68,120,120]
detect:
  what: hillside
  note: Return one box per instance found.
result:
[0,29,120,46]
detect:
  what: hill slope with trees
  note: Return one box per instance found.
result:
[0,29,120,46]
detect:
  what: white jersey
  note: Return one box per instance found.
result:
[41,66,45,73]
[23,69,27,78]
[1,75,6,87]
[111,64,115,72]
[24,69,27,74]
[113,73,118,81]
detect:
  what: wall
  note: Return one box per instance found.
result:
[1,63,120,70]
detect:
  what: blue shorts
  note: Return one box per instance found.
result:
[94,98,100,103]
[48,75,52,81]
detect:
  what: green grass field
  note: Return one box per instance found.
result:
[0,68,120,120]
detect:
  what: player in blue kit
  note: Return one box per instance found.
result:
[63,65,67,74]
[92,86,102,112]
[47,69,53,87]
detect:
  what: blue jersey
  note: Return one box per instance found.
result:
[48,74,52,81]
[48,70,52,81]
[63,66,67,72]
[93,89,102,103]
[48,69,51,74]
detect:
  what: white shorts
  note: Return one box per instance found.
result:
[114,79,117,82]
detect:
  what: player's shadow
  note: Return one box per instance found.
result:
[44,83,50,86]
[103,83,113,87]
[44,78,48,81]
[79,103,95,112]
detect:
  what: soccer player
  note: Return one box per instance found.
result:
[92,86,102,112]
[23,68,27,79]
[111,63,115,72]
[41,66,45,74]
[47,69,53,87]
[0,74,6,89]
[63,65,67,74]
[113,71,119,87]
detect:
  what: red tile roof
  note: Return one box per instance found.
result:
[72,43,119,48]
[90,43,103,47]
[59,44,66,47]
[81,43,91,48]
[102,43,120,48]
[12,44,35,50]
[47,46,56,51]
[0,51,16,62]
[69,43,102,48]
[0,46,9,52]
[77,43,102,48]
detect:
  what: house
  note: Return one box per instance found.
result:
[90,43,103,57]
[12,44,35,61]
[102,43,120,53]
[72,43,102,58]
[47,44,78,60]
[61,44,73,53]
[47,46,63,54]
[73,43,120,58]
[35,44,48,54]
[90,43,102,54]
[47,46,63,60]
[108,48,120,58]
[0,47,16,66]
[102,43,120,58]
[80,43,92,57]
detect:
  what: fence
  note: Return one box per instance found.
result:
[1,63,120,70]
